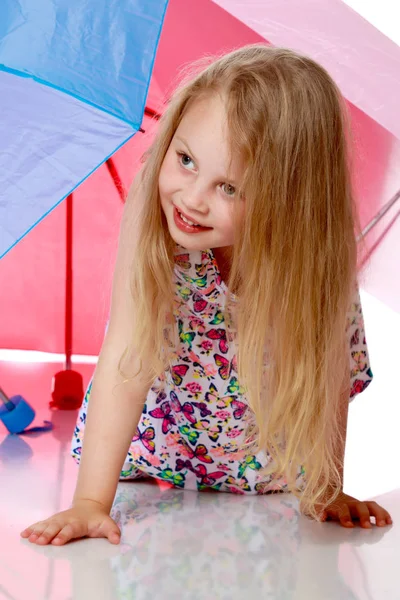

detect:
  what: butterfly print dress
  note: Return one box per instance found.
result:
[71,242,374,494]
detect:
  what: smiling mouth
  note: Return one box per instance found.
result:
[176,208,202,227]
[175,206,211,228]
[173,206,213,232]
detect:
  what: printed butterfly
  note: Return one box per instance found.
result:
[178,285,192,302]
[171,364,189,386]
[192,402,212,418]
[231,399,247,420]
[182,273,208,288]
[178,424,200,444]
[170,390,197,424]
[210,310,225,325]
[206,328,229,354]
[175,253,191,270]
[178,319,196,350]
[205,382,237,408]
[238,455,262,479]
[350,377,372,398]
[192,463,227,486]
[159,468,186,488]
[148,401,176,435]
[176,458,194,472]
[155,390,167,405]
[132,426,156,454]
[225,475,251,492]
[350,328,359,347]
[227,376,245,394]
[214,354,234,380]
[193,292,208,313]
[178,438,214,463]
[195,262,208,278]
[351,350,367,376]
[193,419,222,442]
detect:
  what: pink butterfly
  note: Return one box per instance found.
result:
[350,378,372,398]
[350,328,359,347]
[191,402,212,418]
[171,364,189,386]
[178,439,214,463]
[193,464,227,486]
[193,292,208,313]
[148,401,176,434]
[175,253,191,270]
[155,390,167,405]
[132,426,156,454]
[231,399,247,420]
[232,354,238,372]
[206,328,229,354]
[214,354,236,380]
[170,390,196,424]
[176,458,194,472]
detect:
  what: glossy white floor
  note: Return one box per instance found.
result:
[0,288,399,600]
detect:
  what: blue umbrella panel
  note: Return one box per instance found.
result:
[0,0,169,258]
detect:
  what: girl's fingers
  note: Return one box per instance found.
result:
[107,526,121,544]
[25,523,49,542]
[365,501,393,527]
[351,503,372,528]
[21,521,47,538]
[337,504,355,528]
[326,503,354,527]
[22,520,88,545]
[88,519,120,544]
[20,526,36,538]
[34,522,65,544]
[51,523,83,545]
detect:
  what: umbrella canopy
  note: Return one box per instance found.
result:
[0,0,399,363]
[0,0,169,258]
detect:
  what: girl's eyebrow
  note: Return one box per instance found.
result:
[175,136,238,185]
[175,136,197,162]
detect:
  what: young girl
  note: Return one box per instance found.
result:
[21,44,392,546]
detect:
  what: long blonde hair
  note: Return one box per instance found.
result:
[119,44,367,520]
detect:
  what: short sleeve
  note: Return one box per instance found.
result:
[346,285,373,401]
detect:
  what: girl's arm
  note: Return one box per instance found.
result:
[334,362,351,489]
[72,167,150,513]
[71,339,150,513]
[319,362,392,528]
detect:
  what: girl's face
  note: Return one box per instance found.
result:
[159,93,245,256]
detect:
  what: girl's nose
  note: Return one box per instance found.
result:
[181,182,209,214]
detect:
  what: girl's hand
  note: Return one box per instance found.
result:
[20,499,121,546]
[318,491,393,528]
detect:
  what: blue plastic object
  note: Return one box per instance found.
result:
[0,391,36,434]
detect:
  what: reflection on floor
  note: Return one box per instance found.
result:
[0,288,399,599]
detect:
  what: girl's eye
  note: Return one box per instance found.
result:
[222,183,236,197]
[177,152,195,169]
[176,152,236,197]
